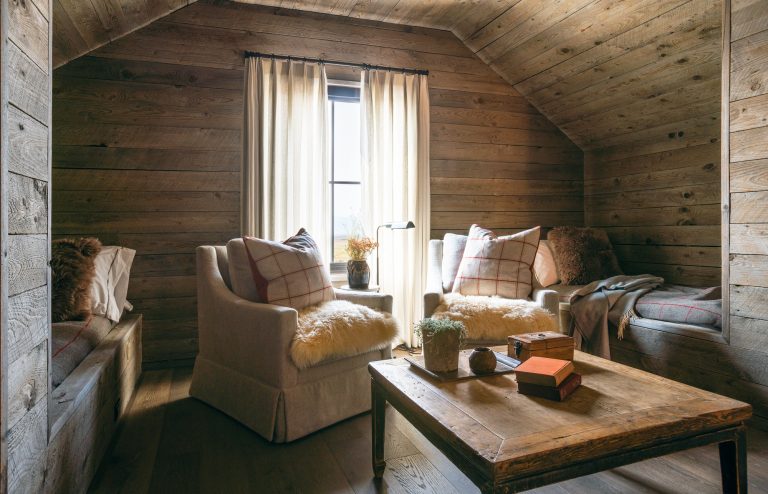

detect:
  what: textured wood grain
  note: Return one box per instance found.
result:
[53,0,192,67]
[730,285,768,320]
[727,3,768,409]
[91,367,768,493]
[8,0,49,71]
[7,235,48,296]
[7,104,49,180]
[731,224,768,255]
[54,1,582,364]
[7,287,49,364]
[370,353,751,491]
[730,27,768,101]
[8,173,48,234]
[730,254,768,288]
[7,398,48,492]
[7,39,49,124]
[46,316,142,493]
[7,342,47,431]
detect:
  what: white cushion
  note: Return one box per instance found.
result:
[229,229,335,310]
[452,225,540,299]
[441,233,467,292]
[90,246,136,322]
[533,240,559,288]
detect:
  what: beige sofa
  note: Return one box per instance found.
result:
[424,239,561,341]
[190,246,392,443]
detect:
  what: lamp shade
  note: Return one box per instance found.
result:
[386,221,415,230]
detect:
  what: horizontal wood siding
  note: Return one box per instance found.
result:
[611,0,768,425]
[580,0,722,287]
[53,0,582,365]
[2,0,52,490]
[726,0,768,421]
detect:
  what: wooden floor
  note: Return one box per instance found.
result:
[90,367,768,494]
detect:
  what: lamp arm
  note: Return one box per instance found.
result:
[376,224,383,286]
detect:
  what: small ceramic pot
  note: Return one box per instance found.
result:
[469,347,497,375]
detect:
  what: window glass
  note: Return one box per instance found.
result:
[333,101,361,182]
[328,85,363,267]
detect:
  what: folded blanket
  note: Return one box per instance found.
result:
[635,285,722,329]
[569,275,664,359]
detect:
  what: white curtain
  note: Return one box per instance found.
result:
[243,57,330,260]
[362,70,430,347]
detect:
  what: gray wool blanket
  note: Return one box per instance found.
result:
[568,275,664,359]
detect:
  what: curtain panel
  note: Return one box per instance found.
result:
[362,70,430,347]
[242,57,330,260]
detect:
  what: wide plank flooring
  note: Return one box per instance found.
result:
[90,367,768,493]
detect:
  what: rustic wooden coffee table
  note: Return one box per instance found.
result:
[368,350,751,493]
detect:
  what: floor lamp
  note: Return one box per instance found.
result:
[376,221,416,286]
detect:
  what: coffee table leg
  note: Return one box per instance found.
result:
[719,427,747,493]
[372,379,386,478]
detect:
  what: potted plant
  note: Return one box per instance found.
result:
[415,318,467,373]
[345,236,377,289]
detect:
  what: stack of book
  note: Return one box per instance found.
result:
[514,356,581,401]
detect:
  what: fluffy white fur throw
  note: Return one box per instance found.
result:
[432,293,557,342]
[291,300,398,369]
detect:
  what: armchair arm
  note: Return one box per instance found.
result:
[196,246,300,388]
[424,239,445,317]
[532,288,559,319]
[334,289,393,313]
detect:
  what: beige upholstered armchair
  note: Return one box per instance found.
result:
[424,239,560,341]
[190,246,392,443]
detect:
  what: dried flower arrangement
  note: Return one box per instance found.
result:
[345,236,378,261]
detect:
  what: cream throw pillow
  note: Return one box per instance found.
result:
[452,225,540,299]
[91,246,136,322]
[441,233,467,292]
[533,240,559,288]
[235,229,335,310]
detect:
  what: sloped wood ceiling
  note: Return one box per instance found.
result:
[231,0,722,150]
[52,0,195,67]
[54,0,722,150]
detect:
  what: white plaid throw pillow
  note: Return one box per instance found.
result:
[452,225,540,299]
[240,229,335,310]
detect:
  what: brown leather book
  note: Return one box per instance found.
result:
[518,373,582,401]
[514,356,575,387]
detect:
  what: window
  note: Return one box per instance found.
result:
[328,83,363,273]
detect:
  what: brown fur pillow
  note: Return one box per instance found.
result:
[51,238,102,323]
[547,227,622,285]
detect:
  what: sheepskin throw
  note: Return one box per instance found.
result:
[432,293,557,342]
[291,300,398,369]
[452,225,540,299]
[238,229,335,310]
[51,237,102,323]
[547,226,623,285]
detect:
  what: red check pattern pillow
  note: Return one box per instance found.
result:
[452,225,540,299]
[240,229,335,310]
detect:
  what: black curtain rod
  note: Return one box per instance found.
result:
[244,51,429,76]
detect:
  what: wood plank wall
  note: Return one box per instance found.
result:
[727,0,768,418]
[608,0,768,426]
[582,0,722,287]
[1,0,52,490]
[52,0,583,366]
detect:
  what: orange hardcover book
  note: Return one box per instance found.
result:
[514,356,575,387]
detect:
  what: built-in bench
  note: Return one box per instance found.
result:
[45,314,142,493]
